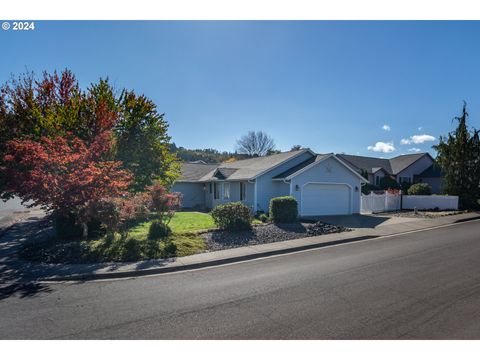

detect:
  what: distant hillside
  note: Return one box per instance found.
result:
[170,143,249,164]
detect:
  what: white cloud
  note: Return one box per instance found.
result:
[418,126,423,131]
[382,124,391,131]
[400,134,436,145]
[367,141,396,153]
[408,147,421,152]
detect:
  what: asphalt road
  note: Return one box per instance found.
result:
[1,220,480,339]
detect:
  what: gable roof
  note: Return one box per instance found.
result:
[389,153,430,175]
[274,153,368,183]
[177,162,219,182]
[272,154,331,179]
[198,149,313,181]
[336,152,432,176]
[336,154,392,174]
[212,167,238,180]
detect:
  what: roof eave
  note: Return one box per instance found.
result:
[251,149,316,180]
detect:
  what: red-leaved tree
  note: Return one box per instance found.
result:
[2,130,132,238]
[148,183,182,227]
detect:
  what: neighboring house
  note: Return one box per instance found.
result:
[415,163,444,194]
[172,149,367,216]
[336,152,443,193]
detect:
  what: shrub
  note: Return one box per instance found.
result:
[85,198,122,233]
[54,213,102,240]
[163,241,178,257]
[407,183,432,195]
[123,238,142,262]
[269,196,298,223]
[259,213,269,223]
[147,182,182,228]
[361,183,378,195]
[378,177,400,190]
[148,219,172,239]
[211,202,252,231]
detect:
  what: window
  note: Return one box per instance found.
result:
[209,183,212,194]
[240,182,246,201]
[399,176,411,184]
[375,176,381,185]
[223,182,230,199]
[214,183,220,199]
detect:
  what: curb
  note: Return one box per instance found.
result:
[40,234,378,282]
[33,214,480,282]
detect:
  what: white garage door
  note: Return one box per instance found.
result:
[301,183,351,216]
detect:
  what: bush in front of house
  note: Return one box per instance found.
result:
[148,219,172,239]
[269,196,298,223]
[378,176,401,190]
[211,202,252,231]
[259,213,269,223]
[407,183,432,195]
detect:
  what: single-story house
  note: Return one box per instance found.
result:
[336,152,443,193]
[172,149,368,216]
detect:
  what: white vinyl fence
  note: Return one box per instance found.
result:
[361,192,401,213]
[402,195,459,211]
[361,192,459,213]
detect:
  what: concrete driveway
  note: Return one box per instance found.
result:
[303,213,425,229]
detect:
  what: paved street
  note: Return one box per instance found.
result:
[1,220,480,339]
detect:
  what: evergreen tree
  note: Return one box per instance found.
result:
[433,102,480,209]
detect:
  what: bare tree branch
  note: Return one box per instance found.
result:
[236,131,276,157]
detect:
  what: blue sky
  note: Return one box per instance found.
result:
[1,21,480,156]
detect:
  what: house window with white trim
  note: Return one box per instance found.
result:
[240,182,246,201]
[375,176,381,185]
[214,183,220,199]
[223,182,230,199]
[399,176,411,184]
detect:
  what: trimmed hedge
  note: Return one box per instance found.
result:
[269,196,298,223]
[211,202,252,231]
[407,183,432,195]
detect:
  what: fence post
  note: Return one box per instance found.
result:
[400,190,403,211]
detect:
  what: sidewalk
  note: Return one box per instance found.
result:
[1,212,479,283]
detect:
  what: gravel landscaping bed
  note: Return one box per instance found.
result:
[202,221,351,251]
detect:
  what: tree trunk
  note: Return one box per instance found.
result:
[82,222,88,240]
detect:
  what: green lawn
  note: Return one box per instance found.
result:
[21,211,261,263]
[129,211,216,237]
[170,211,217,233]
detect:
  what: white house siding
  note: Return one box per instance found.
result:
[290,157,362,215]
[255,151,314,212]
[172,182,205,208]
[396,155,433,184]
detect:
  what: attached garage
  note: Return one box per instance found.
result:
[301,183,352,216]
[283,155,366,217]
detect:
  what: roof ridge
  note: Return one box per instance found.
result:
[219,148,307,166]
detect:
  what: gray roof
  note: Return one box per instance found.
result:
[336,154,392,174]
[178,149,311,182]
[198,149,310,181]
[389,153,429,174]
[337,153,431,175]
[212,167,239,180]
[178,162,219,182]
[272,154,331,179]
